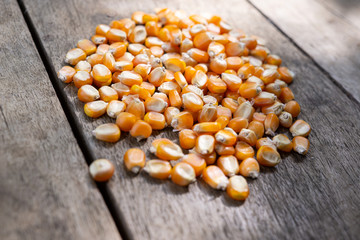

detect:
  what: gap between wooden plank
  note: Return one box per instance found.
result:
[15,0,132,239]
[247,0,360,107]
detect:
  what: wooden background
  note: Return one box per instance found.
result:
[1,0,359,239]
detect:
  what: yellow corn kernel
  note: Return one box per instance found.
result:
[253,92,276,107]
[233,101,255,121]
[272,134,293,152]
[86,53,104,67]
[292,136,310,155]
[169,89,182,108]
[89,159,114,182]
[209,55,227,74]
[239,157,260,179]
[278,66,295,84]
[111,82,130,98]
[226,175,249,201]
[279,111,293,128]
[207,76,227,94]
[75,60,91,73]
[265,82,282,97]
[77,39,96,56]
[92,64,112,83]
[144,96,168,113]
[109,42,127,58]
[191,70,208,89]
[202,165,229,190]
[130,84,151,101]
[73,71,93,88]
[226,56,244,71]
[65,48,87,65]
[93,123,121,143]
[198,104,217,123]
[247,120,264,139]
[181,84,204,98]
[261,101,285,116]
[221,98,239,113]
[235,141,255,161]
[208,41,225,58]
[164,58,186,73]
[215,129,237,146]
[148,67,166,87]
[225,42,246,57]
[284,100,301,118]
[99,86,118,102]
[238,128,257,146]
[215,143,235,155]
[106,100,126,118]
[144,160,172,180]
[279,87,295,103]
[182,92,204,112]
[171,162,196,186]
[256,137,277,150]
[130,120,152,141]
[124,148,146,174]
[116,112,137,132]
[264,113,279,136]
[221,72,242,91]
[133,53,150,66]
[128,25,147,43]
[158,81,181,95]
[217,155,239,177]
[239,81,262,99]
[174,71,188,89]
[57,66,76,83]
[84,100,108,118]
[257,145,281,167]
[187,48,209,63]
[131,11,145,24]
[125,98,144,119]
[182,153,206,177]
[171,111,194,131]
[193,122,221,134]
[91,35,107,45]
[119,71,143,86]
[164,107,180,126]
[260,68,280,85]
[95,24,110,36]
[150,139,184,160]
[144,112,166,130]
[78,85,100,103]
[113,61,134,72]
[102,52,116,72]
[290,120,311,137]
[237,63,255,79]
[179,129,197,149]
[105,28,126,43]
[96,44,110,55]
[227,117,248,133]
[195,134,215,155]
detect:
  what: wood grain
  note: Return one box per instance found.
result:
[22,0,360,239]
[250,0,360,104]
[0,1,121,239]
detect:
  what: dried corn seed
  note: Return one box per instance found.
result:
[144,160,172,180]
[182,153,206,177]
[239,158,260,179]
[272,134,293,152]
[256,145,281,167]
[202,165,229,190]
[89,159,115,182]
[124,148,146,173]
[78,85,100,102]
[130,120,152,141]
[93,123,121,142]
[292,136,310,155]
[226,175,249,201]
[217,155,239,177]
[195,134,215,155]
[290,120,311,137]
[171,162,196,186]
[107,100,126,118]
[84,100,108,118]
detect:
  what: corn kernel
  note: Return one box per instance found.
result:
[89,159,115,182]
[93,123,121,142]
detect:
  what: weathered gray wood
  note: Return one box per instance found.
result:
[316,0,360,29]
[0,1,121,239]
[250,0,360,104]
[23,0,360,239]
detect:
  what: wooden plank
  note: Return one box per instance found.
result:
[316,0,360,29]
[250,0,360,104]
[0,1,121,239]
[22,0,360,239]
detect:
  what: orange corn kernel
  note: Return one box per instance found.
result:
[174,72,188,89]
[235,141,255,161]
[106,100,126,118]
[272,134,293,152]
[217,155,239,177]
[195,134,215,155]
[130,120,152,141]
[279,87,295,103]
[93,123,121,143]
[182,153,206,177]
[290,120,311,137]
[179,129,197,149]
[208,42,225,58]
[233,101,255,121]
[164,107,180,126]
[221,98,239,113]
[128,25,147,43]
[144,112,166,130]
[278,66,295,84]
[124,148,146,173]
[78,85,100,103]
[215,116,230,129]
[171,111,194,131]
[89,159,114,182]
[99,86,118,102]
[215,143,235,155]
[93,78,112,88]
[226,175,249,201]
[237,63,255,79]
[256,137,277,150]
[150,46,164,57]
[58,66,76,83]
[239,158,260,179]
[111,82,130,98]
[193,122,221,134]
[84,100,108,118]
[209,55,227,74]
[75,60,91,73]
[124,96,144,118]
[92,64,112,83]
[169,89,182,108]
[257,145,281,167]
[221,73,242,91]
[77,39,96,56]
[91,35,107,45]
[109,42,127,58]
[202,165,229,190]
[150,139,184,160]
[148,67,166,87]
[284,100,301,118]
[182,92,204,112]
[191,70,208,89]
[279,111,293,128]
[261,101,285,116]
[95,24,110,36]
[164,58,186,73]
[264,113,279,136]
[145,96,168,113]
[253,92,276,107]
[114,60,134,71]
[292,136,310,155]
[193,32,213,50]
[198,104,217,123]
[228,117,248,133]
[119,71,143,86]
[247,120,264,139]
[96,44,110,55]
[65,48,87,65]
[238,128,257,146]
[226,56,244,71]
[73,71,93,88]
[215,129,237,146]
[187,48,209,63]
[225,42,246,57]
[260,69,280,85]
[171,162,196,186]
[252,112,266,124]
[265,54,282,66]
[239,81,262,99]
[106,28,127,43]
[129,84,150,101]
[145,21,160,36]
[87,53,104,67]
[144,160,172,180]
[116,112,137,132]
[131,11,145,24]
[207,76,227,94]
[265,83,282,97]
[216,106,232,119]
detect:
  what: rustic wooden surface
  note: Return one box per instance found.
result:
[4,0,360,239]
[0,0,121,239]
[250,0,360,104]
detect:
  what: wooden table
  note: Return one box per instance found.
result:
[1,0,359,239]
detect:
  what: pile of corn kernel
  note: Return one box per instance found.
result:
[58,8,311,201]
